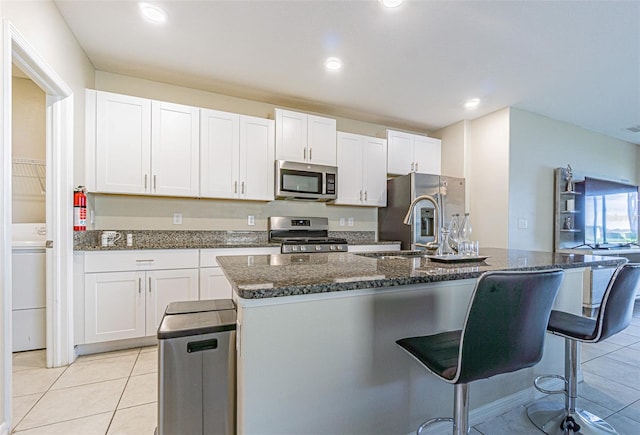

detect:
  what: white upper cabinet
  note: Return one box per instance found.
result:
[200,109,274,201]
[336,132,387,207]
[94,92,151,194]
[275,108,337,166]
[151,101,200,196]
[89,90,199,196]
[386,129,441,175]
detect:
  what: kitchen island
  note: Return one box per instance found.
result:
[217,248,624,434]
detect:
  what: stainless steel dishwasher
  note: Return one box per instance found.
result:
[157,299,236,435]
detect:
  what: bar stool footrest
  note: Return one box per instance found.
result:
[416,417,454,435]
[527,401,618,434]
[533,374,567,395]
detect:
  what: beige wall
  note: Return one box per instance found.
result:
[508,108,638,251]
[12,76,46,223]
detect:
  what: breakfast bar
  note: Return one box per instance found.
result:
[217,248,624,434]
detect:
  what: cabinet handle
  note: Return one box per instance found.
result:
[234,181,238,193]
[149,277,151,293]
[138,278,142,294]
[364,191,368,201]
[144,174,148,189]
[154,175,157,190]
[309,148,313,160]
[135,259,155,263]
[241,181,245,194]
[410,162,414,172]
[303,148,307,160]
[415,162,419,172]
[359,190,363,201]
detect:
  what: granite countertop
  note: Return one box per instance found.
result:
[216,247,626,299]
[73,230,398,251]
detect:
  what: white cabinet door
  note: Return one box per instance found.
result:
[240,116,275,201]
[96,92,151,194]
[362,137,387,206]
[151,101,200,196]
[307,114,337,166]
[85,271,145,343]
[275,109,307,162]
[413,136,441,175]
[199,267,233,300]
[386,130,413,175]
[146,268,199,336]
[275,109,336,165]
[200,109,240,199]
[336,132,365,205]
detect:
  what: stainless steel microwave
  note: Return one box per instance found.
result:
[275,160,337,201]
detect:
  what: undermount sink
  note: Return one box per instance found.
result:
[354,250,431,260]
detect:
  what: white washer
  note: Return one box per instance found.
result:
[12,223,46,352]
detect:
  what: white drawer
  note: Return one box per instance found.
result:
[85,249,199,273]
[200,247,280,267]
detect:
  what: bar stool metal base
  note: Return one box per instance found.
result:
[416,417,454,435]
[527,401,617,435]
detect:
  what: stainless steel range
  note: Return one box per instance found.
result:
[268,216,348,253]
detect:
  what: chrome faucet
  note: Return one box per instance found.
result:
[403,194,440,251]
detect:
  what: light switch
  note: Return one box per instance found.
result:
[248,215,255,226]
[348,218,354,227]
[173,213,182,225]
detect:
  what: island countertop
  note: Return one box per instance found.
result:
[216,247,625,299]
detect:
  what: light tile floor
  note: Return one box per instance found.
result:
[10,303,640,434]
[12,346,158,435]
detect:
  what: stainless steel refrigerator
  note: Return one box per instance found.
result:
[378,173,466,250]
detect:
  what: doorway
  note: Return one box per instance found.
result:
[2,21,75,431]
[11,64,47,355]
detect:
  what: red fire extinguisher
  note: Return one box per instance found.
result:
[73,186,87,231]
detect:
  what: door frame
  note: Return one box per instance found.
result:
[1,20,74,432]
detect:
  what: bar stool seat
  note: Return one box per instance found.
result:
[527,263,640,435]
[397,269,565,435]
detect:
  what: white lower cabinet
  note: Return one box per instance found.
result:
[83,250,199,344]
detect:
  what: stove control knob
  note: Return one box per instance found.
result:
[316,246,322,251]
[300,246,306,252]
[292,246,298,252]
[330,245,336,251]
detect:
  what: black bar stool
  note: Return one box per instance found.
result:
[397,269,565,435]
[527,263,640,435]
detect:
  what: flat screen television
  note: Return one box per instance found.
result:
[576,177,639,248]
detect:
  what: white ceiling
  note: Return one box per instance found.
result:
[53,0,640,143]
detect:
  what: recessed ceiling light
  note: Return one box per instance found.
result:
[464,98,481,110]
[139,2,167,24]
[380,0,404,8]
[324,57,343,71]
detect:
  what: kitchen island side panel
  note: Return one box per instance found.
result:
[235,269,582,434]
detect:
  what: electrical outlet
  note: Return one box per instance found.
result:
[518,218,528,229]
[248,215,255,226]
[339,218,345,227]
[348,217,354,227]
[173,213,182,225]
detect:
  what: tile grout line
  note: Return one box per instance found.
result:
[104,347,143,435]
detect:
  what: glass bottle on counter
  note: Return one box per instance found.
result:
[437,228,455,256]
[448,214,460,252]
[460,213,472,242]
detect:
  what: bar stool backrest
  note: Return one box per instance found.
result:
[453,269,564,384]
[593,263,640,342]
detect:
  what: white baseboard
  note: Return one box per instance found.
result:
[75,336,157,357]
